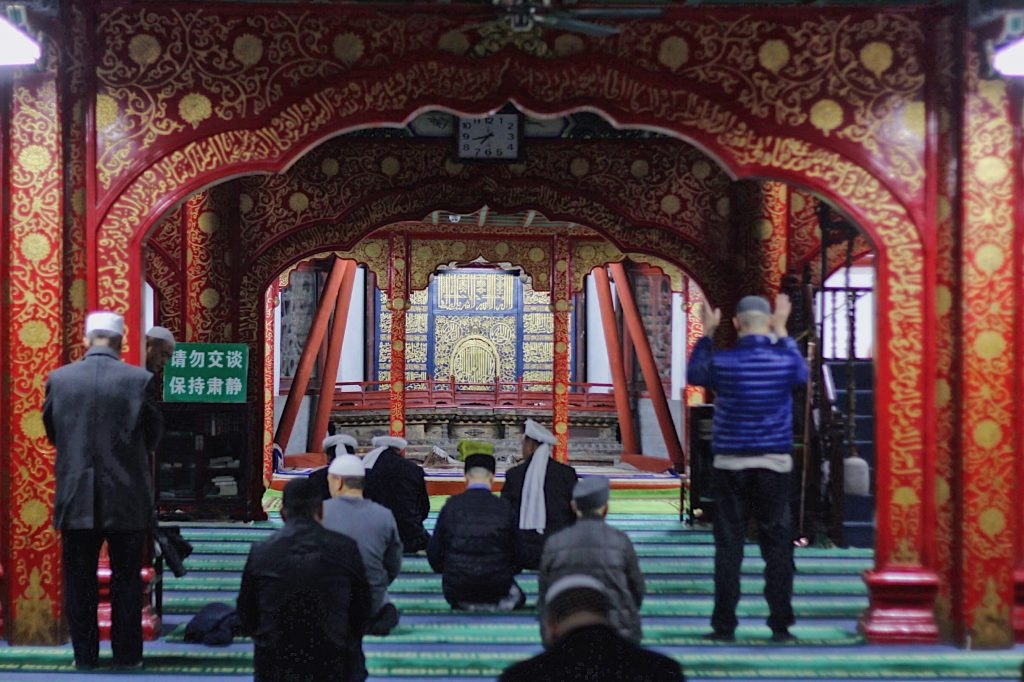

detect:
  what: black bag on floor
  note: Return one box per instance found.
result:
[155,525,193,578]
[184,602,240,646]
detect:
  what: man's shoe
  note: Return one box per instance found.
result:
[73,659,98,670]
[701,630,735,642]
[113,660,143,670]
[770,629,797,643]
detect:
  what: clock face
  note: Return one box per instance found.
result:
[457,115,520,160]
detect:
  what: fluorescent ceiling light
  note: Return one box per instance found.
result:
[993,36,1024,77]
[0,16,39,66]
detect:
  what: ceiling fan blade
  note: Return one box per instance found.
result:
[568,9,665,19]
[534,13,621,37]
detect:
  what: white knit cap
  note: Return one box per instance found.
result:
[322,434,358,452]
[371,435,408,451]
[85,311,124,336]
[544,574,608,604]
[524,419,557,445]
[327,454,365,477]
[146,326,176,349]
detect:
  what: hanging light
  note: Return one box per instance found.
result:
[993,37,1024,77]
[0,8,39,67]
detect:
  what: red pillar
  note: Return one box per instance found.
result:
[309,261,357,451]
[592,266,639,455]
[608,263,684,466]
[1012,81,1024,644]
[551,235,572,462]
[388,236,409,439]
[274,257,347,450]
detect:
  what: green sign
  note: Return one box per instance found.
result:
[163,343,248,403]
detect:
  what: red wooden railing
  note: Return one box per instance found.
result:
[330,377,619,412]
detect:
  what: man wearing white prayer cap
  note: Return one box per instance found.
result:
[500,418,578,569]
[308,432,360,501]
[43,311,161,669]
[361,434,431,553]
[145,326,176,376]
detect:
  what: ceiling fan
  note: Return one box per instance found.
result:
[489,0,664,37]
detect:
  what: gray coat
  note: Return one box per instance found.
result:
[322,496,403,617]
[43,346,160,531]
[539,517,645,643]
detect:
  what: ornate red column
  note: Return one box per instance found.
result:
[550,235,572,462]
[946,49,1019,650]
[388,235,409,439]
[3,70,68,644]
[1011,79,1024,644]
[263,284,278,480]
[184,189,236,343]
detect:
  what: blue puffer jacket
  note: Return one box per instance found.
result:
[687,335,808,455]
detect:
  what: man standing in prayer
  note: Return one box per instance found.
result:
[428,452,526,610]
[310,433,359,501]
[43,311,162,670]
[237,478,370,681]
[539,477,645,643]
[687,293,808,643]
[499,575,685,681]
[362,435,431,553]
[501,418,578,569]
[321,454,403,636]
[144,326,176,378]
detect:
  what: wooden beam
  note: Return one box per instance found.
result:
[608,262,684,466]
[273,257,348,451]
[592,266,639,454]
[308,260,357,452]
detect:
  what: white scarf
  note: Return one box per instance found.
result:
[519,443,551,532]
[362,446,385,470]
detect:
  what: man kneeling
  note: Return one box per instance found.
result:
[427,452,525,610]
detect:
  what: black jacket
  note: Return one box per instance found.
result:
[365,449,431,552]
[499,623,685,682]
[427,487,521,606]
[43,346,161,531]
[501,456,578,569]
[237,517,371,680]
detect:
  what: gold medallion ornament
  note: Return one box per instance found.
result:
[973,243,1004,274]
[199,288,220,309]
[630,160,649,178]
[660,195,681,215]
[528,247,545,263]
[658,36,689,71]
[859,42,893,78]
[971,420,1001,449]
[19,233,51,263]
[233,34,264,66]
[978,508,1006,538]
[380,156,400,176]
[755,218,774,240]
[17,145,51,173]
[19,409,46,440]
[975,156,1009,185]
[198,211,219,234]
[758,40,790,74]
[438,30,469,55]
[288,192,309,212]
[128,34,161,66]
[333,33,364,65]
[972,331,1005,360]
[810,99,843,135]
[554,34,585,57]
[18,499,47,531]
[179,93,212,127]
[239,193,253,213]
[321,158,339,177]
[95,93,118,131]
[691,161,711,180]
[569,157,589,177]
[391,419,404,432]
[18,321,51,349]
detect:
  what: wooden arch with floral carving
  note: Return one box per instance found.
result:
[83,3,940,641]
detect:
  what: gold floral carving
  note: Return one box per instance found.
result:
[955,52,1016,645]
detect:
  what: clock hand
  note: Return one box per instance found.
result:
[472,132,495,142]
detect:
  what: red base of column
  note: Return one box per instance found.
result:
[859,568,940,643]
[1012,568,1024,642]
[97,564,162,642]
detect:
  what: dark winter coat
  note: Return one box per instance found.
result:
[687,335,808,455]
[501,456,578,569]
[364,448,431,552]
[499,623,685,682]
[237,516,371,681]
[43,346,161,531]
[427,487,521,606]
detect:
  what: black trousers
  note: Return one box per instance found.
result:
[710,466,795,634]
[62,529,146,666]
